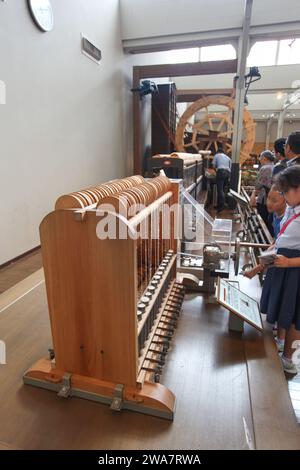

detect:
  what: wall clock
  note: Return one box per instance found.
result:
[27,0,54,32]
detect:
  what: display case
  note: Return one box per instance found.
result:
[178,189,232,292]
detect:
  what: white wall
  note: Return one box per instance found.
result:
[0,0,126,264]
[254,120,300,145]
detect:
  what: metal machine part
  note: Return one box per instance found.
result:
[202,243,229,271]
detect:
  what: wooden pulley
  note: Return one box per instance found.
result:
[89,187,107,200]
[85,189,100,203]
[137,185,155,205]
[95,186,112,197]
[145,181,160,200]
[126,175,145,185]
[55,193,86,210]
[131,186,148,205]
[74,191,95,206]
[97,194,130,218]
[70,192,91,206]
[119,179,133,189]
[55,175,158,210]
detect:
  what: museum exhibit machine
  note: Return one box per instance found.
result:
[22,78,270,420]
[178,188,233,293]
[23,175,185,420]
[147,151,210,200]
[231,187,273,283]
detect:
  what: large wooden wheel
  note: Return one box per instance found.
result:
[175,95,256,164]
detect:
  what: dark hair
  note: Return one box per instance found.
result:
[270,182,281,192]
[260,150,275,162]
[274,138,286,157]
[286,132,300,155]
[276,165,300,192]
[216,144,223,153]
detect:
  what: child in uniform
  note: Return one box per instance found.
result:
[260,166,300,374]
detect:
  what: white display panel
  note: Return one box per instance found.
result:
[216,277,263,331]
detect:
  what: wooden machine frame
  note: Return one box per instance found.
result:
[23,176,184,420]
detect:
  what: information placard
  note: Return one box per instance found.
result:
[216,277,263,331]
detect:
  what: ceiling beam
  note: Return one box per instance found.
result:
[123,22,300,54]
[176,88,233,102]
[134,59,237,80]
[176,88,297,101]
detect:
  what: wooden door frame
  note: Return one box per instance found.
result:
[132,59,238,174]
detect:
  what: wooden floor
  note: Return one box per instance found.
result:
[0,267,299,449]
[0,250,42,294]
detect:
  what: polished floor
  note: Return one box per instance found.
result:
[0,250,42,294]
[0,251,299,449]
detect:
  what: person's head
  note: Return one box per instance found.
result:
[276,166,300,207]
[216,144,223,154]
[259,150,275,166]
[285,132,300,159]
[273,138,286,161]
[266,184,286,216]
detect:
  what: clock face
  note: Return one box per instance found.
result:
[28,0,54,32]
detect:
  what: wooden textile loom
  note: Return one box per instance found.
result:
[23,175,184,420]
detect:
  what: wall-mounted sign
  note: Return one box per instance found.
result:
[81,35,102,64]
[0,80,6,105]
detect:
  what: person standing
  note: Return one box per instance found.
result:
[250,150,274,229]
[266,184,287,238]
[273,137,288,177]
[260,166,300,374]
[213,146,231,213]
[285,131,300,167]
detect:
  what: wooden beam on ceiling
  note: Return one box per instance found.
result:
[176,88,233,102]
[135,59,237,80]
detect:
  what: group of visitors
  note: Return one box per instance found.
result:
[246,132,300,375]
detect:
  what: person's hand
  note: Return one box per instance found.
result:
[243,264,264,278]
[274,255,290,268]
[249,194,257,208]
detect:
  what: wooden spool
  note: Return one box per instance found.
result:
[55,176,146,210]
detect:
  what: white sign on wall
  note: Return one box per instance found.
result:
[0,340,6,365]
[0,80,6,104]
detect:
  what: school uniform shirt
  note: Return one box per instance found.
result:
[275,204,300,250]
[287,155,300,167]
[272,159,288,176]
[272,214,283,239]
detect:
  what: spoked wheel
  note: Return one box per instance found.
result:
[175,95,256,163]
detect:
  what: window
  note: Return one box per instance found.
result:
[247,40,278,67]
[164,47,200,64]
[277,39,300,65]
[200,44,236,62]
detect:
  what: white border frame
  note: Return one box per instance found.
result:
[216,277,263,331]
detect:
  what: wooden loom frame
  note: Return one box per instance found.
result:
[23,178,181,420]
